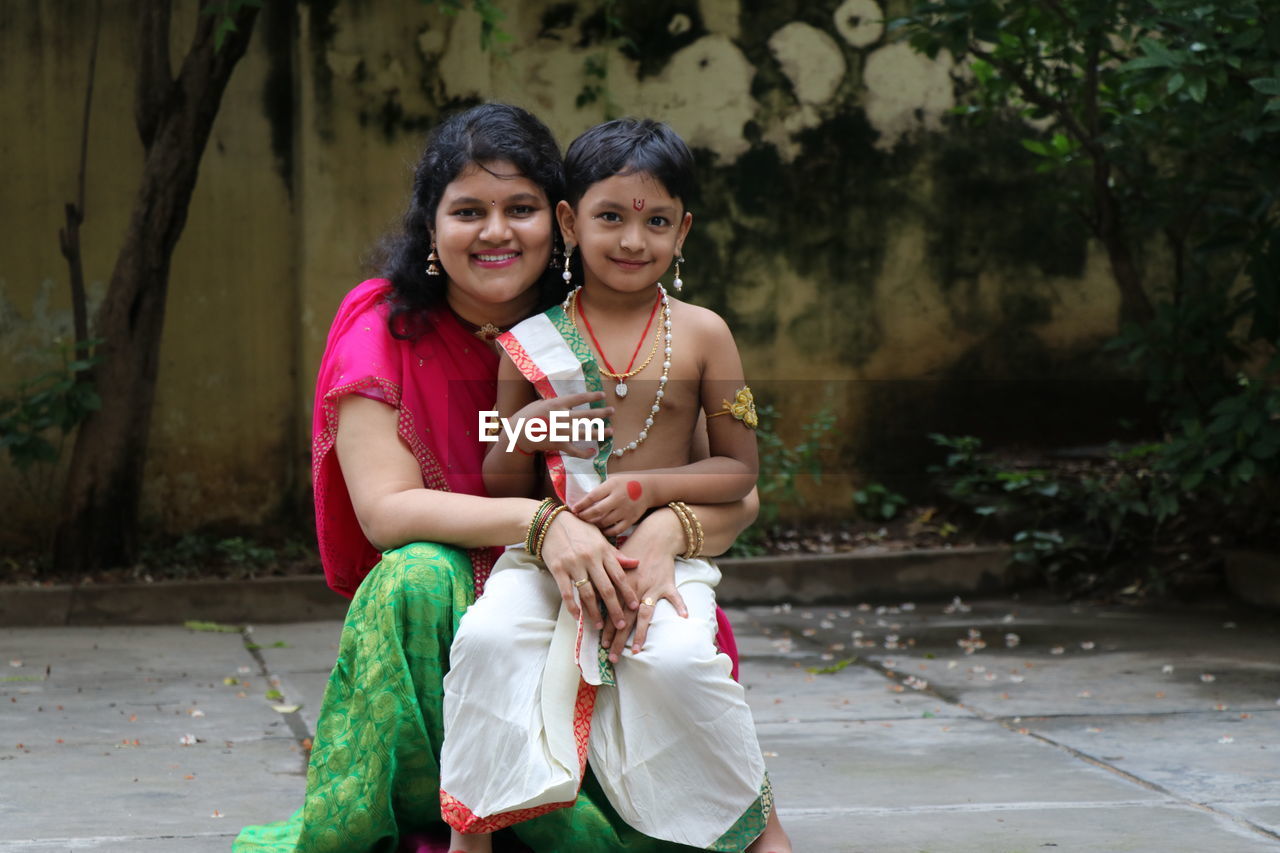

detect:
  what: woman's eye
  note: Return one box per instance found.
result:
[452,208,482,218]
[509,205,536,217]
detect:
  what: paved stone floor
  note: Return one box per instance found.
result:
[2,595,1278,851]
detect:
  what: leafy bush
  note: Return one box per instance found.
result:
[853,482,909,521]
[0,340,99,472]
[730,402,836,556]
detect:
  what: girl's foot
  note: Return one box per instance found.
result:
[448,827,493,853]
[745,808,792,853]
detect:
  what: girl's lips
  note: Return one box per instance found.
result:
[610,257,649,270]
[472,251,521,269]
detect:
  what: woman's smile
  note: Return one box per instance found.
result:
[472,250,522,268]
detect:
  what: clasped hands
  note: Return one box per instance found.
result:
[515,393,684,663]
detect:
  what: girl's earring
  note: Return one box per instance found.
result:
[672,254,685,292]
[426,242,442,277]
[562,245,575,286]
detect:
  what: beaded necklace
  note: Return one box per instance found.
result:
[564,285,672,457]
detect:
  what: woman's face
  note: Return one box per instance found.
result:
[432,160,554,318]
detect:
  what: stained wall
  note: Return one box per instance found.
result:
[0,0,1141,546]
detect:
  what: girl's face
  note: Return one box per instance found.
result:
[558,171,692,297]
[433,160,554,319]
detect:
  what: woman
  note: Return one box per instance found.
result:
[234,103,757,853]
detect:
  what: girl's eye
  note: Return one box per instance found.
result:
[596,211,623,223]
[647,216,671,228]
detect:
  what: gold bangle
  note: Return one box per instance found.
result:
[668,501,703,560]
[533,505,567,560]
[668,501,692,555]
[525,497,558,553]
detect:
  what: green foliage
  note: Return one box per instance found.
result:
[729,402,837,556]
[575,0,630,117]
[929,409,1280,595]
[139,532,310,579]
[201,0,263,51]
[1156,372,1280,521]
[896,0,1280,413]
[853,481,909,521]
[436,0,511,53]
[0,340,100,472]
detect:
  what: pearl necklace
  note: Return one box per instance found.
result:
[564,285,673,458]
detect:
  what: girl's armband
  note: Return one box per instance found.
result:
[706,385,758,429]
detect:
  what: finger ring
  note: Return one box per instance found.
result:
[641,597,655,607]
[573,577,591,588]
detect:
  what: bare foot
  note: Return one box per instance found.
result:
[745,808,792,853]
[448,827,493,853]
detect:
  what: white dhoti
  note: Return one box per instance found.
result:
[439,546,772,850]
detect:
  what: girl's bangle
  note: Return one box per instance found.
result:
[668,501,704,560]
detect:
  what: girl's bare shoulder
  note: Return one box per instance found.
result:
[667,297,733,340]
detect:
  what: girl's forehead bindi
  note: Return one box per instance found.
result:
[585,175,680,214]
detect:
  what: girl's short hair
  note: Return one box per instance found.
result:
[379,103,567,338]
[564,118,696,209]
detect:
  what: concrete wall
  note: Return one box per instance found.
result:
[0,0,1143,548]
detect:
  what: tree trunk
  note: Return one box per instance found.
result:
[1093,158,1154,326]
[52,0,261,574]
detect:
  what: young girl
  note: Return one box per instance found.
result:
[439,119,791,853]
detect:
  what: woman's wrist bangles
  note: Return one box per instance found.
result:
[667,501,704,560]
[526,497,567,560]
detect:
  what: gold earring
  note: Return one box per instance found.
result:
[426,243,442,276]
[562,246,574,286]
[673,253,684,292]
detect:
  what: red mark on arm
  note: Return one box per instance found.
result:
[633,198,645,211]
[626,480,643,501]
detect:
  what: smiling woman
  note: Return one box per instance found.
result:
[232,103,760,853]
[433,166,553,328]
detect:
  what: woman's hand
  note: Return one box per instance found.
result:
[540,510,639,632]
[602,507,689,661]
[507,391,613,459]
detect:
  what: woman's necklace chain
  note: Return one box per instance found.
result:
[563,285,673,458]
[574,290,662,397]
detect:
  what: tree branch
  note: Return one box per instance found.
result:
[135,0,173,150]
[58,0,103,355]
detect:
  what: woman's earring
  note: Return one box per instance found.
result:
[426,243,442,277]
[673,254,685,292]
[562,246,574,285]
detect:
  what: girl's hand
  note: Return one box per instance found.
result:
[606,508,688,662]
[572,475,651,537]
[540,510,639,632]
[507,391,613,459]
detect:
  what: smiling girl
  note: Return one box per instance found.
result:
[438,118,791,853]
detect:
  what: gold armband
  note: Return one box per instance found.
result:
[705,385,757,429]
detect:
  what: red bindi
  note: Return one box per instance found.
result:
[626,480,643,501]
[633,198,645,211]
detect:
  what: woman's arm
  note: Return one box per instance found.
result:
[336,393,636,629]
[338,394,540,548]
